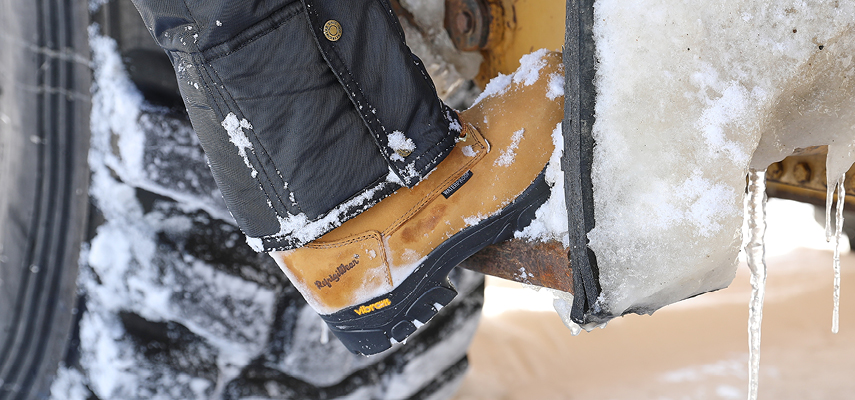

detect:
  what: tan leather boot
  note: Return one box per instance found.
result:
[271,51,564,355]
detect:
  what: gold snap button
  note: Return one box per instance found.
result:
[396,149,412,158]
[323,20,342,42]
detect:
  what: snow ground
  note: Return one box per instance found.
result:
[454,198,855,400]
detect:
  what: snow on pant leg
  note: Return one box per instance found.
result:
[129,0,460,251]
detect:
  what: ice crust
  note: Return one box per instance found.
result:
[586,0,855,317]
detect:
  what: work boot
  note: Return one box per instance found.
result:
[271,51,564,355]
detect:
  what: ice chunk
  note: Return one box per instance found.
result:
[319,318,330,344]
[550,290,583,336]
[571,4,855,395]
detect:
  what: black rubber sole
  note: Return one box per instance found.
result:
[321,170,550,355]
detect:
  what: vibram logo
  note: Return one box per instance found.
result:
[315,255,359,289]
[354,298,392,316]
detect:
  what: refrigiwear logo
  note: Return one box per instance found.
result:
[354,298,392,316]
[315,255,359,289]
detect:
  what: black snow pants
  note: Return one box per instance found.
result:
[131,0,461,251]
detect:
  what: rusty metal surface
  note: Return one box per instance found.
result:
[766,147,855,211]
[479,0,566,86]
[444,0,492,51]
[458,239,573,292]
[442,0,566,86]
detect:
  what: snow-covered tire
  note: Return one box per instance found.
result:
[0,0,92,399]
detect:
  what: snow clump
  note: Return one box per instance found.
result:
[388,130,417,161]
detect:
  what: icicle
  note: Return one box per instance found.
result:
[745,169,768,400]
[832,173,846,334]
[825,182,835,242]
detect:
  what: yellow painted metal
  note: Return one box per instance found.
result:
[475,0,566,86]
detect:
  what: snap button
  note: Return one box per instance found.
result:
[323,20,342,42]
[395,149,412,158]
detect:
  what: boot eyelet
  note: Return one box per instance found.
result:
[456,124,471,142]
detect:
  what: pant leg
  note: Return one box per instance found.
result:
[130,0,460,251]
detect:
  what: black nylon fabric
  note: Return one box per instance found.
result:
[131,0,459,251]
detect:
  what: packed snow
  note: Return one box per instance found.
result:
[461,145,477,158]
[582,0,855,319]
[264,179,395,250]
